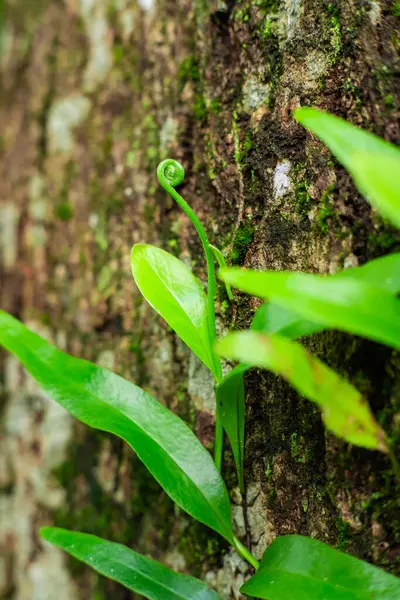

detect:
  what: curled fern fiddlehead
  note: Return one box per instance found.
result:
[157,159,185,188]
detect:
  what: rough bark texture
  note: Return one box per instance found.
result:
[1,1,399,599]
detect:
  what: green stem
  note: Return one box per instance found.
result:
[157,160,224,468]
[232,535,260,570]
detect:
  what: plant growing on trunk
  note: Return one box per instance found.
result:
[1,108,400,599]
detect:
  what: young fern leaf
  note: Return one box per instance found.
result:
[216,331,388,452]
[294,107,400,229]
[0,310,234,544]
[241,535,400,600]
[156,159,224,471]
[219,268,400,351]
[41,528,222,600]
[131,244,217,376]
[157,159,222,381]
[209,245,233,300]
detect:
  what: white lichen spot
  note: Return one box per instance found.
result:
[28,176,47,220]
[0,203,19,269]
[188,354,216,414]
[2,347,75,598]
[28,548,79,600]
[285,0,302,40]
[216,549,248,599]
[242,75,270,112]
[89,212,99,228]
[305,51,328,89]
[368,1,381,25]
[96,350,115,370]
[48,94,91,154]
[138,0,154,10]
[28,224,48,248]
[79,0,113,92]
[160,116,179,152]
[273,161,292,198]
[119,10,135,39]
[112,0,136,37]
[343,254,359,269]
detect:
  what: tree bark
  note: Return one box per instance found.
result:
[1,1,399,598]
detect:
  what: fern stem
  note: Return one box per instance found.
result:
[157,159,224,470]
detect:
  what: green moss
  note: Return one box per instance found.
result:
[194,0,210,28]
[178,55,200,89]
[336,516,352,551]
[210,97,222,114]
[235,130,254,165]
[393,2,400,16]
[260,16,274,39]
[384,94,394,108]
[367,228,399,252]
[113,43,124,65]
[193,93,207,121]
[316,185,336,235]
[229,223,255,264]
[290,431,310,464]
[142,112,159,165]
[55,201,74,221]
[253,0,280,10]
[327,4,342,66]
[294,181,312,218]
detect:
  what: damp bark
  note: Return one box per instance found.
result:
[0,1,399,599]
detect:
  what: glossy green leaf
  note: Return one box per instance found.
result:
[241,535,400,600]
[216,331,388,452]
[210,245,233,300]
[216,364,248,493]
[41,528,221,600]
[0,310,234,543]
[249,254,400,340]
[250,253,400,341]
[294,107,400,229]
[220,268,400,350]
[131,244,217,375]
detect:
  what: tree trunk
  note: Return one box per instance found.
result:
[1,1,399,598]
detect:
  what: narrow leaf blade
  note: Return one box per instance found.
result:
[249,253,400,340]
[294,107,400,228]
[131,244,216,375]
[241,535,400,600]
[41,528,221,600]
[0,311,233,543]
[216,331,388,452]
[220,268,400,350]
[216,365,248,493]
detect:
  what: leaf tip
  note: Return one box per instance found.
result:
[39,527,54,541]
